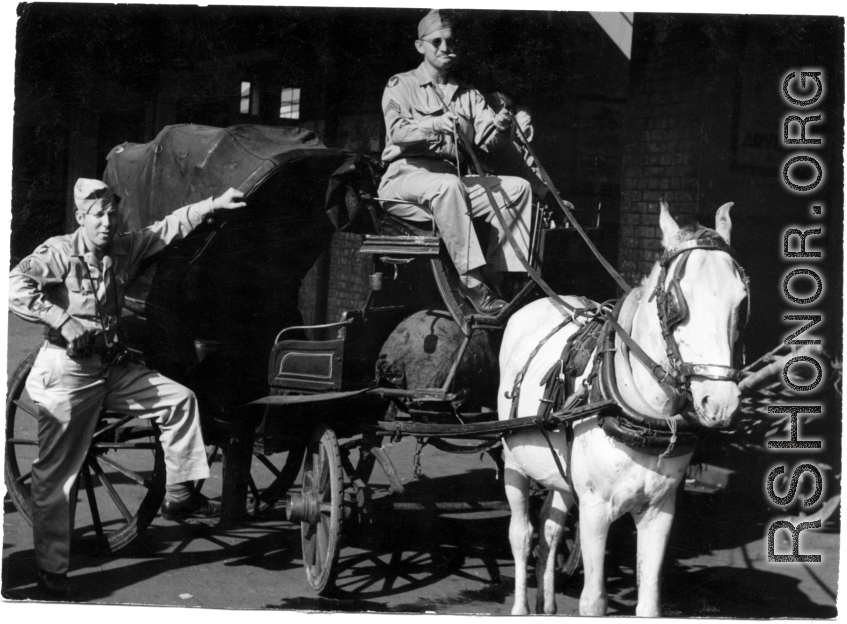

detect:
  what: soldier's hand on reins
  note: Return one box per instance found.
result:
[59,318,90,357]
[212,188,247,210]
[493,108,513,133]
[433,110,459,134]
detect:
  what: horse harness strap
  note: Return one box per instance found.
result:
[600,312,682,401]
[507,317,573,420]
[649,231,749,389]
[593,299,700,457]
[506,313,605,484]
[535,320,605,465]
[535,319,605,424]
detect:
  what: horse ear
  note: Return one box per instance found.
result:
[659,200,680,248]
[715,202,734,244]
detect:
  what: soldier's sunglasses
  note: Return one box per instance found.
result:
[420,36,455,50]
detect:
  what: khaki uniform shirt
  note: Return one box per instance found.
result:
[9,199,215,343]
[380,62,508,173]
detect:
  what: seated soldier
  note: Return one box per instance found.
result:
[378,9,536,314]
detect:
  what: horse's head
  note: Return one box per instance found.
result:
[657,201,748,428]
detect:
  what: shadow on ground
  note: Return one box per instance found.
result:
[2,465,839,616]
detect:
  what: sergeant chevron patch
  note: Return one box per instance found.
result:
[385,99,400,115]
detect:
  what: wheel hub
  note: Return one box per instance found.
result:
[287,473,321,525]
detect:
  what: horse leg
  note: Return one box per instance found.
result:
[505,466,533,615]
[632,494,677,617]
[578,500,612,616]
[535,489,572,614]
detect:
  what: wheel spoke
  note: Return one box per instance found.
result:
[207,445,220,461]
[256,453,282,478]
[7,437,38,446]
[311,449,322,491]
[94,454,150,488]
[82,464,106,542]
[247,474,260,513]
[93,415,134,440]
[15,470,32,485]
[300,427,341,592]
[90,442,158,450]
[89,458,133,523]
[13,399,39,420]
[256,447,304,506]
[315,521,327,574]
[304,524,317,565]
[318,448,329,491]
[339,572,382,594]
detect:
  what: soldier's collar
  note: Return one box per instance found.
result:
[414,62,466,88]
[70,228,88,258]
[70,227,127,261]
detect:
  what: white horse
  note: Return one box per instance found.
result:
[498,201,748,616]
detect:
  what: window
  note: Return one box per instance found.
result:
[240,81,259,115]
[279,87,301,119]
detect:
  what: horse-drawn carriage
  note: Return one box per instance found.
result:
[4,123,587,586]
[6,122,764,611]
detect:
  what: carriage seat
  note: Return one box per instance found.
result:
[359,201,441,257]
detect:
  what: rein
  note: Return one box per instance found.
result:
[427,85,582,319]
[507,112,632,294]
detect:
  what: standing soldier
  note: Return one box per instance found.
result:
[8,179,246,597]
[378,9,537,314]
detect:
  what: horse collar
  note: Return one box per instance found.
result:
[594,302,700,457]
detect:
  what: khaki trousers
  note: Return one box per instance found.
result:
[26,344,210,574]
[378,158,533,275]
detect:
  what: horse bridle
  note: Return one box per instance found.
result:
[649,232,750,394]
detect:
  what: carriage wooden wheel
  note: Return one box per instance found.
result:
[287,423,345,594]
[4,346,167,553]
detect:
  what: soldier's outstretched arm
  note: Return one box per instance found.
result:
[123,187,247,265]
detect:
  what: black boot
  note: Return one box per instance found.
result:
[160,493,221,521]
[461,282,507,315]
[37,569,80,599]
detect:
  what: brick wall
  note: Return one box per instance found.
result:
[298,258,321,326]
[618,14,843,359]
[618,16,717,285]
[325,231,372,323]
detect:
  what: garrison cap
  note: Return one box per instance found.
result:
[74,178,115,213]
[418,9,454,39]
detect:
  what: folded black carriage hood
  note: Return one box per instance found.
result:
[103,123,344,232]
